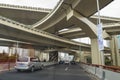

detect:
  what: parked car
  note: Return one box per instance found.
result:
[64,60,70,65]
[70,61,76,65]
[59,60,64,64]
[15,56,44,72]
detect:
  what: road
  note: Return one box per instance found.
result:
[0,64,92,80]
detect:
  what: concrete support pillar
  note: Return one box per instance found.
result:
[35,49,40,57]
[35,49,41,60]
[80,51,85,62]
[75,51,88,63]
[74,51,85,63]
[8,47,13,56]
[74,51,80,62]
[37,51,49,61]
[42,52,49,61]
[84,52,91,63]
[110,36,120,66]
[29,48,35,57]
[111,36,117,65]
[38,51,43,61]
[46,53,49,61]
[11,47,14,54]
[91,38,103,65]
[9,47,16,56]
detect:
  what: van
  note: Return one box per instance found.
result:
[14,56,44,72]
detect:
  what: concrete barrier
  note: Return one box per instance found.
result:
[80,63,120,80]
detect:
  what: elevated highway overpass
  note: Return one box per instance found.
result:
[59,22,120,39]
[0,0,113,50]
[0,15,91,50]
[0,0,116,40]
[0,3,51,25]
[31,0,112,39]
[0,0,119,65]
[58,15,120,39]
[0,1,120,79]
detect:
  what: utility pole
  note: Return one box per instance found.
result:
[96,0,104,65]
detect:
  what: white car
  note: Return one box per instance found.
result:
[64,60,70,65]
[15,56,44,72]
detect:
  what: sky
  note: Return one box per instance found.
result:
[0,0,119,17]
[99,0,120,18]
[0,0,60,9]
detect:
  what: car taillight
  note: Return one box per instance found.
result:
[15,63,18,66]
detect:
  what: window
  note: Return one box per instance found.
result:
[17,57,28,62]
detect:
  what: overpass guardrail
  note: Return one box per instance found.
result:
[80,62,120,80]
[0,3,51,12]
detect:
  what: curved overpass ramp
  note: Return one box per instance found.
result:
[32,0,112,38]
[58,16,120,39]
[0,3,51,25]
[0,0,113,51]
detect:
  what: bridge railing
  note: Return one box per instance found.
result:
[0,3,51,12]
[0,16,26,27]
[80,62,120,80]
[31,0,64,28]
[0,15,89,47]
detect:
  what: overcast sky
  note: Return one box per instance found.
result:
[0,0,60,9]
[0,0,119,18]
[99,0,120,18]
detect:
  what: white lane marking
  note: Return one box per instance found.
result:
[65,67,68,71]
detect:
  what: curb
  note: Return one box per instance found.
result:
[0,68,14,72]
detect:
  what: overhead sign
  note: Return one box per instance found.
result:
[97,23,104,51]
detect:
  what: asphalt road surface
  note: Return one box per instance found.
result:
[0,64,92,80]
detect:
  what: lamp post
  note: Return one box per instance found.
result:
[8,47,11,71]
[79,38,82,62]
[96,0,104,65]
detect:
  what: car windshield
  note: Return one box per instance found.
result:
[17,57,29,62]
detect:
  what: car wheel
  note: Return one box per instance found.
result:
[31,67,34,72]
[41,65,44,69]
[17,69,21,72]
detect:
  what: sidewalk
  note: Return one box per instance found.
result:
[0,62,15,72]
